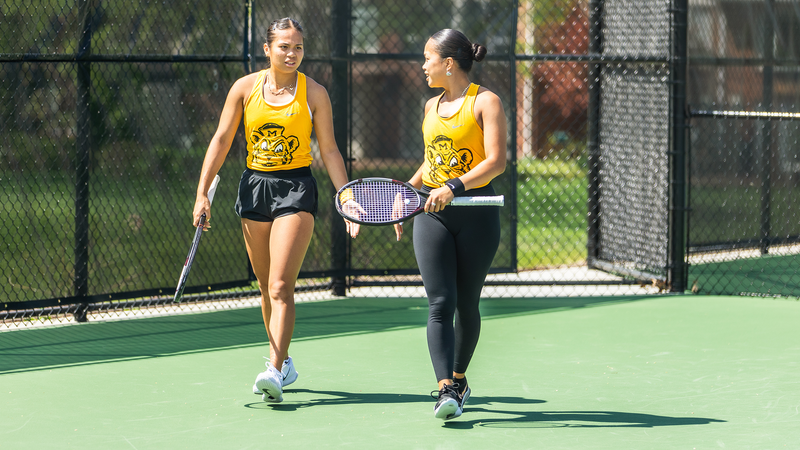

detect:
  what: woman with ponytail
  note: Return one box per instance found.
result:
[192,18,358,404]
[394,29,507,420]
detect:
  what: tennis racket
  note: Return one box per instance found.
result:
[334,177,503,226]
[173,175,220,302]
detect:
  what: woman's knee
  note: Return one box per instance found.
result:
[428,294,457,320]
[267,279,295,304]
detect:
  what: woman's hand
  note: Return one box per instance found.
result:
[192,195,212,231]
[424,186,454,213]
[345,219,360,238]
[392,191,407,241]
[340,199,364,238]
[394,222,404,241]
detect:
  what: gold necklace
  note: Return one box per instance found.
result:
[266,72,296,96]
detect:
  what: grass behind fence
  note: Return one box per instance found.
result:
[3,157,591,303]
[690,183,800,247]
[517,157,588,268]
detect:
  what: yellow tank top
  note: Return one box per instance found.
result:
[244,71,313,171]
[421,83,487,188]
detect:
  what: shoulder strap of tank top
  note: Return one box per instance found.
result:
[245,70,266,108]
[463,83,479,120]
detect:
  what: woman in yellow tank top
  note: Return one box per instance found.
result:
[396,29,507,420]
[191,18,359,403]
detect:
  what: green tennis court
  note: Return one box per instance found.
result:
[2,294,798,449]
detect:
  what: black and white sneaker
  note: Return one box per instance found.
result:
[432,384,463,420]
[452,376,471,410]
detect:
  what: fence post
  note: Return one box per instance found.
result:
[586,0,604,266]
[759,0,775,255]
[330,0,351,296]
[74,1,96,322]
[668,0,689,292]
[243,0,255,74]
[509,0,519,271]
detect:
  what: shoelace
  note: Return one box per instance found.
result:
[262,356,291,378]
[430,383,460,400]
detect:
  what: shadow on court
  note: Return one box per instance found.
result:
[243,389,723,429]
[448,394,725,429]
[0,295,650,373]
[445,407,725,429]
[243,388,435,411]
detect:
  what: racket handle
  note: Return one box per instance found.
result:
[450,195,504,206]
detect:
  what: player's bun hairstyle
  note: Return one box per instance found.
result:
[265,18,303,68]
[429,29,487,73]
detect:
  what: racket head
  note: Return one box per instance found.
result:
[335,177,424,225]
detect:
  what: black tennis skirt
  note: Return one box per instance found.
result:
[235,166,318,222]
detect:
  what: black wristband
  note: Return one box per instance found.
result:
[444,177,465,196]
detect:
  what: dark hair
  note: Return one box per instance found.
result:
[428,29,487,73]
[265,18,304,67]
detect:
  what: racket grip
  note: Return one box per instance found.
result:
[450,195,504,206]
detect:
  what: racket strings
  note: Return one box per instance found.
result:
[341,181,421,224]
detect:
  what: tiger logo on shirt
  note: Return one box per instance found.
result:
[250,123,300,167]
[425,135,474,184]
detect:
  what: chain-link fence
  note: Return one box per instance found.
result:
[4,0,798,327]
[687,0,800,297]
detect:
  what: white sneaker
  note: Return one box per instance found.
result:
[252,357,298,395]
[254,365,283,403]
[281,356,298,386]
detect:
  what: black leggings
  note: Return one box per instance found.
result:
[412,185,501,382]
